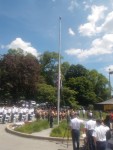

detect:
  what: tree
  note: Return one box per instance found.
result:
[87,70,109,102]
[65,64,88,80]
[61,87,78,108]
[39,51,59,86]
[61,62,70,86]
[61,62,70,76]
[67,77,97,106]
[36,83,56,104]
[0,49,40,104]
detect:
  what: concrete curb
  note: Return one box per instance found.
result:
[5,124,71,141]
[5,124,84,142]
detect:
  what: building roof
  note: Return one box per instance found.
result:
[97,98,113,105]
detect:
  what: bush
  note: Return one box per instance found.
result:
[15,120,49,134]
[50,120,71,137]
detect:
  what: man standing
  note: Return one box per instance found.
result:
[92,119,110,150]
[70,112,84,150]
[82,108,85,118]
[85,115,96,150]
[49,112,54,128]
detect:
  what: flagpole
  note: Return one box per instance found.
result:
[57,17,61,125]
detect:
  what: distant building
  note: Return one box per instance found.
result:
[95,98,113,111]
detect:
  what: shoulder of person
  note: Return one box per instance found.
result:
[105,125,110,130]
[79,118,84,122]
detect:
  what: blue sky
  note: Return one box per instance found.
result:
[1,0,113,85]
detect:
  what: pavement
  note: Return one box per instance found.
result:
[31,127,53,137]
[6,124,72,141]
[0,124,72,150]
[6,123,84,150]
[7,121,113,150]
[6,124,113,149]
[4,123,113,150]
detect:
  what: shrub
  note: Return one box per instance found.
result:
[14,120,49,134]
[50,120,71,137]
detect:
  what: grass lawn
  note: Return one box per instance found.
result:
[14,120,49,134]
[50,120,71,137]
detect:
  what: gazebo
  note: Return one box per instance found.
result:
[96,98,113,111]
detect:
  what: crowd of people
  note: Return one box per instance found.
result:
[69,110,113,150]
[0,106,35,124]
[0,104,113,150]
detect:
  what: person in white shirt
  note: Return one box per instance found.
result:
[82,109,85,118]
[85,115,96,150]
[2,107,7,123]
[70,112,84,150]
[92,119,110,150]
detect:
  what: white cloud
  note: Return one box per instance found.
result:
[105,65,113,73]
[88,5,106,23]
[65,33,113,58]
[1,45,5,49]
[84,3,90,10]
[79,5,107,36]
[79,22,96,36]
[68,28,75,36]
[101,11,113,33]
[65,48,82,55]
[7,38,40,57]
[68,0,78,12]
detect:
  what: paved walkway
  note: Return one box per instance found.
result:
[31,127,53,137]
[2,123,73,150]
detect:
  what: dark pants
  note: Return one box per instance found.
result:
[87,130,95,150]
[49,116,53,128]
[11,113,14,122]
[96,141,106,150]
[19,113,22,121]
[28,114,31,121]
[71,129,80,150]
[2,114,6,123]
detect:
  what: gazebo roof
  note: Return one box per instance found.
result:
[97,98,113,105]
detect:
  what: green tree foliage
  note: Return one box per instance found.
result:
[61,62,70,76]
[36,83,56,104]
[0,49,40,103]
[65,64,88,80]
[39,51,59,86]
[0,49,110,107]
[67,77,97,106]
[61,62,70,86]
[61,87,78,108]
[87,70,109,101]
[65,65,109,106]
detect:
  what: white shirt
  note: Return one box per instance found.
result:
[83,109,85,114]
[85,119,96,130]
[3,109,7,115]
[92,125,109,142]
[70,117,84,130]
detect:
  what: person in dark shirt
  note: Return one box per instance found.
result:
[104,115,110,128]
[49,113,54,128]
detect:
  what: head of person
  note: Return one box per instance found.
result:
[96,119,102,126]
[88,114,93,119]
[71,112,77,118]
